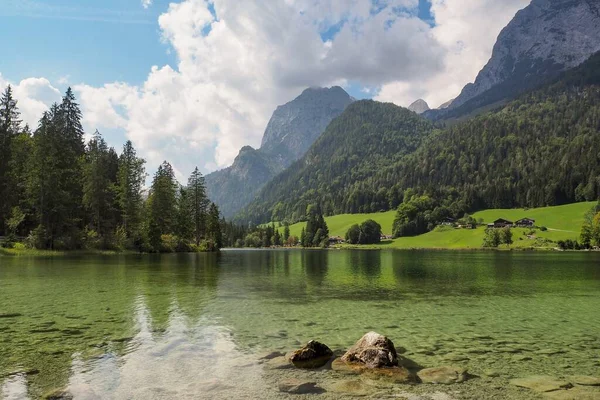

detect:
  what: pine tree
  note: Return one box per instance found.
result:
[207,202,222,249]
[117,140,146,240]
[187,167,209,245]
[175,186,193,244]
[147,161,178,251]
[283,223,290,242]
[0,85,21,235]
[83,131,114,236]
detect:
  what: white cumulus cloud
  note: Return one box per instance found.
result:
[1,0,533,180]
[0,73,62,129]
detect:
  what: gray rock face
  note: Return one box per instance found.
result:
[407,99,430,114]
[261,86,354,161]
[450,0,600,110]
[206,86,353,218]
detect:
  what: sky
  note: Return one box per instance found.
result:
[0,0,531,180]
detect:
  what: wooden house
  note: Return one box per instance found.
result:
[515,218,535,227]
[493,218,513,228]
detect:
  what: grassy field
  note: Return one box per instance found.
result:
[278,202,595,249]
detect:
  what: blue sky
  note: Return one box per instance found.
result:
[0,0,433,99]
[0,0,175,87]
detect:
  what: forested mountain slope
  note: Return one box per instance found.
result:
[237,101,436,223]
[395,51,600,211]
[238,51,600,225]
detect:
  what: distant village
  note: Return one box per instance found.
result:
[328,218,537,245]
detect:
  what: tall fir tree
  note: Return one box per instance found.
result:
[117,140,146,240]
[147,161,178,251]
[187,167,210,245]
[0,85,21,235]
[207,202,223,249]
[82,131,119,239]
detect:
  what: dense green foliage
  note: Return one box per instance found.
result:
[239,52,600,229]
[345,219,382,244]
[0,86,222,252]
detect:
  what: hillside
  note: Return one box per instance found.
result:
[240,51,600,225]
[237,100,436,224]
[206,86,353,218]
[279,202,594,249]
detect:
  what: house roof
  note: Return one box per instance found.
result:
[494,218,513,224]
[516,218,535,223]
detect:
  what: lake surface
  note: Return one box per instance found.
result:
[1,250,599,399]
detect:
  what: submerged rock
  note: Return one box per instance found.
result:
[417,366,468,384]
[0,313,22,318]
[259,351,285,361]
[570,376,600,386]
[289,340,333,369]
[264,356,293,370]
[42,388,73,400]
[509,376,573,392]
[278,378,324,394]
[328,380,371,396]
[341,332,398,368]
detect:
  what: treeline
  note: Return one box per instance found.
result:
[0,86,222,252]
[238,51,600,227]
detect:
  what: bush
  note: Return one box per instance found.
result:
[345,224,361,244]
[26,225,49,249]
[540,226,548,231]
[159,234,178,253]
[345,220,382,245]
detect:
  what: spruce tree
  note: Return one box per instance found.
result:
[147,161,178,251]
[83,131,113,236]
[0,85,21,235]
[187,167,209,245]
[207,202,222,249]
[117,140,146,240]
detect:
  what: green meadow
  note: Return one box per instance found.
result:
[277,202,596,250]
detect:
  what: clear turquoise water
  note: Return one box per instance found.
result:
[1,250,599,399]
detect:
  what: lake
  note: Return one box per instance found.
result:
[1,250,599,399]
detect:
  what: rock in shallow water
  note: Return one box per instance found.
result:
[331,358,414,383]
[417,366,468,384]
[509,376,573,392]
[341,332,398,368]
[570,376,600,386]
[278,378,325,394]
[289,340,333,369]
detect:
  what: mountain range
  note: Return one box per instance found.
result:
[208,0,600,224]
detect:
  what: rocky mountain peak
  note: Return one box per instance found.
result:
[449,0,600,110]
[259,86,354,160]
[407,99,430,114]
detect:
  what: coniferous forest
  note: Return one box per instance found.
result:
[0,87,223,252]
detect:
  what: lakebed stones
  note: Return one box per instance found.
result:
[570,375,600,386]
[417,366,468,385]
[341,332,398,368]
[278,378,324,394]
[289,340,333,369]
[509,376,573,392]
